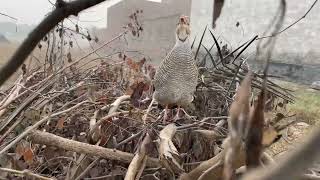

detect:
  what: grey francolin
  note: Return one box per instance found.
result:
[153,15,198,121]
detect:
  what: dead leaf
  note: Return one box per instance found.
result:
[56,117,65,130]
[130,81,147,108]
[15,141,34,164]
[23,148,33,164]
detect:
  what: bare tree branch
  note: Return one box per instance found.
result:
[0,12,18,21]
[0,0,108,86]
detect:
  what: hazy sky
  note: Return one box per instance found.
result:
[0,0,123,28]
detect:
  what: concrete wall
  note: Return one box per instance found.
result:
[94,0,319,83]
[98,0,192,64]
[190,0,320,65]
[250,62,320,84]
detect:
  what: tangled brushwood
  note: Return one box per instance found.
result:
[0,0,320,179]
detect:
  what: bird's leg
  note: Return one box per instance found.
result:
[173,106,182,121]
[173,107,194,120]
[180,108,194,119]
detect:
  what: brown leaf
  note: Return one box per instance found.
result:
[212,0,225,28]
[56,117,65,130]
[130,81,147,108]
[23,148,34,164]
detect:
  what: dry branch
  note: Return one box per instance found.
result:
[28,130,159,167]
[125,133,152,180]
[108,95,130,114]
[159,124,184,175]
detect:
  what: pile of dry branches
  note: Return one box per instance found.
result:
[0,39,310,179]
[0,27,296,180]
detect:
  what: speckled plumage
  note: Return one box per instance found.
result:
[153,37,198,108]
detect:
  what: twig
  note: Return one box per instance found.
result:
[108,95,130,114]
[0,167,54,180]
[74,157,100,180]
[115,131,143,148]
[88,112,130,142]
[124,133,152,180]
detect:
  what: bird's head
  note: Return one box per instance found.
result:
[176,15,191,43]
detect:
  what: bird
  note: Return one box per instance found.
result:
[152,15,198,121]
